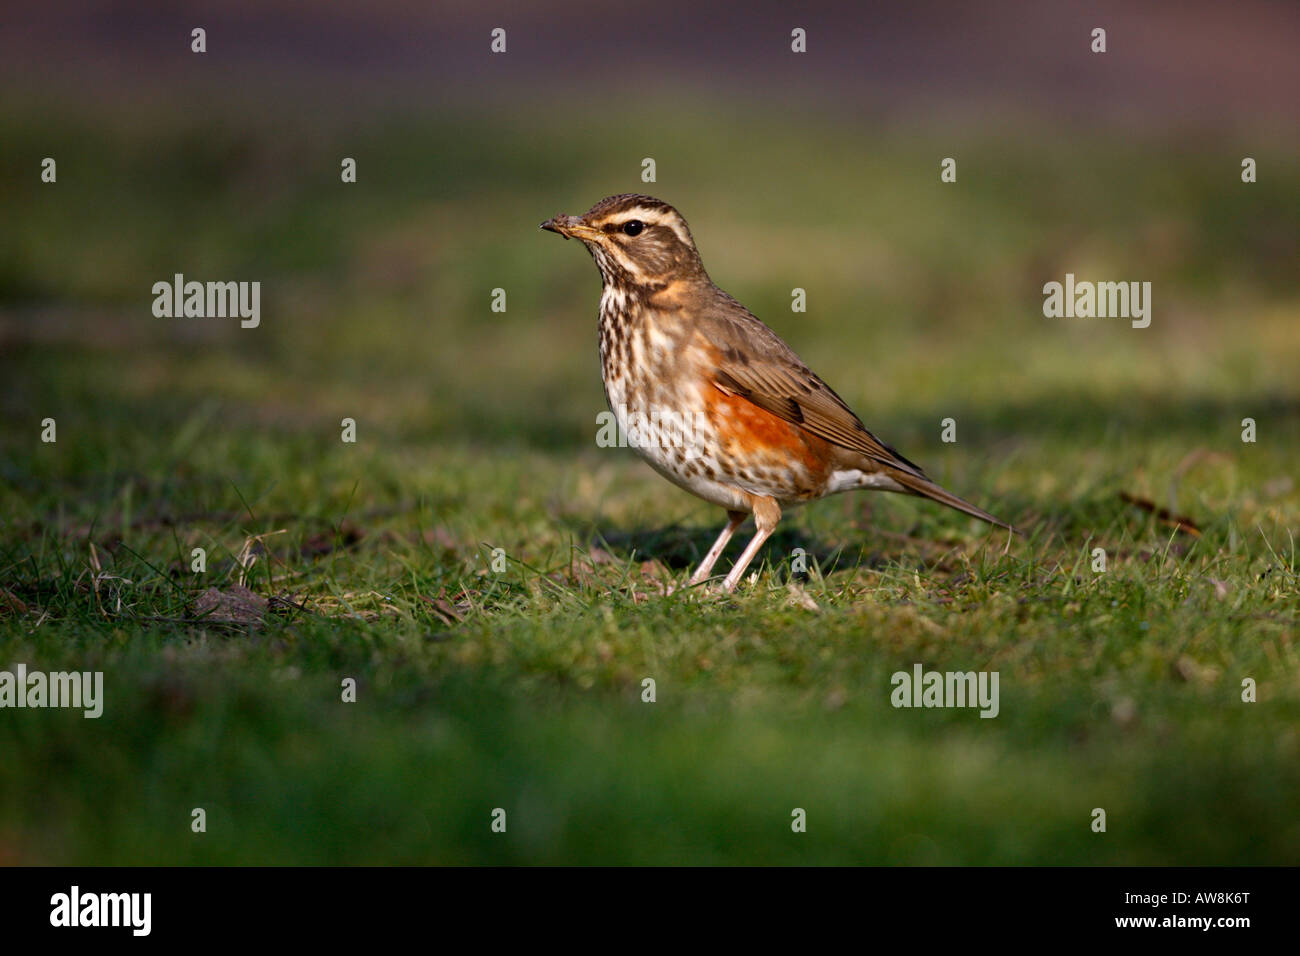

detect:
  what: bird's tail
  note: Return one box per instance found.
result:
[888,470,1017,534]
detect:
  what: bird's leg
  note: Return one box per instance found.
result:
[689,510,747,585]
[722,497,781,592]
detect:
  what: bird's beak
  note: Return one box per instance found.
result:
[540,215,601,242]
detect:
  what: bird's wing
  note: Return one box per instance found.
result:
[697,291,929,480]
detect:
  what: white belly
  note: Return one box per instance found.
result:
[603,374,753,511]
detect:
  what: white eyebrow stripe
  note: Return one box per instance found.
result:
[624,206,668,223]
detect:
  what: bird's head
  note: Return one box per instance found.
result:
[541,194,706,287]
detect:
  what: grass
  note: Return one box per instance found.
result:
[0,96,1297,864]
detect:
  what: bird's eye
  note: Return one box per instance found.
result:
[622,220,644,237]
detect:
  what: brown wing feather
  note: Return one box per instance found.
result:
[696,289,1016,532]
[698,290,928,479]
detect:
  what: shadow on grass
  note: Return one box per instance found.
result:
[576,520,842,573]
[562,513,1016,582]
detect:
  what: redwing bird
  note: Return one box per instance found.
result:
[542,194,1013,591]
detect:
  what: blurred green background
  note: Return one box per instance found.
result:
[0,2,1297,864]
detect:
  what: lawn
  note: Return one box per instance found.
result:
[0,96,1296,864]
